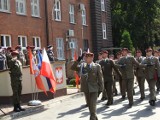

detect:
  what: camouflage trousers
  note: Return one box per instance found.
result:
[11,79,22,105]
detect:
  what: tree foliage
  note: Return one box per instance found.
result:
[111,0,160,52]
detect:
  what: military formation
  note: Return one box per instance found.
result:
[71,47,160,120]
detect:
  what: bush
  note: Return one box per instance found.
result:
[69,79,76,87]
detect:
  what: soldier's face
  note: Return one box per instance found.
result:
[117,55,121,59]
[154,53,159,57]
[136,52,141,57]
[122,50,128,56]
[98,55,102,60]
[102,53,108,59]
[85,56,93,63]
[146,51,152,56]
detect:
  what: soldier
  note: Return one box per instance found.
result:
[141,48,160,106]
[153,50,160,92]
[135,50,145,100]
[71,52,103,120]
[15,45,26,66]
[114,51,124,97]
[96,52,107,101]
[47,45,55,62]
[116,48,139,107]
[99,50,122,105]
[9,50,25,112]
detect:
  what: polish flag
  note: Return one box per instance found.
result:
[40,48,56,93]
[28,49,47,94]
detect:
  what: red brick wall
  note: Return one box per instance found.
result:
[0,0,92,60]
[0,0,47,49]
[47,0,92,60]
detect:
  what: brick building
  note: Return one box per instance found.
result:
[0,0,92,62]
[90,0,113,59]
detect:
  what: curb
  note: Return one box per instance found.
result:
[0,92,84,120]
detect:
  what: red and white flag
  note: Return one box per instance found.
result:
[40,48,56,93]
[28,49,47,94]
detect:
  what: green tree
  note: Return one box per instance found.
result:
[120,30,133,51]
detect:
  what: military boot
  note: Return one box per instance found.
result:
[17,104,25,111]
[13,104,20,112]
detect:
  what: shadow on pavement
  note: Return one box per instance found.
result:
[57,104,88,119]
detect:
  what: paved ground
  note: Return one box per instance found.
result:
[15,83,160,120]
[0,88,79,117]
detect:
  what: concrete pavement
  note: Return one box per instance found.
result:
[9,84,160,120]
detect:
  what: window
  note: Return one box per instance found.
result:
[56,38,64,60]
[31,0,40,17]
[81,5,86,25]
[18,36,27,50]
[101,0,105,11]
[102,23,107,39]
[69,4,75,23]
[54,0,61,21]
[33,37,41,49]
[83,39,89,51]
[70,38,77,60]
[16,0,26,15]
[0,35,11,48]
[0,0,10,12]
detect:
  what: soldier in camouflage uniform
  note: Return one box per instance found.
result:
[9,50,25,112]
[6,47,12,68]
[141,48,160,106]
[116,48,139,107]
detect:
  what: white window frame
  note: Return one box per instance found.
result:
[18,35,27,50]
[16,0,26,15]
[0,34,11,48]
[101,0,105,11]
[102,23,107,39]
[70,38,77,60]
[56,38,64,60]
[0,0,10,12]
[54,0,61,21]
[69,4,75,24]
[31,0,40,17]
[33,36,41,49]
[81,6,86,25]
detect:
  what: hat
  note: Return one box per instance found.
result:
[122,48,129,52]
[15,45,21,49]
[136,50,142,53]
[101,50,108,54]
[145,48,152,52]
[11,50,19,56]
[7,47,11,50]
[154,50,159,53]
[47,45,53,48]
[85,52,94,57]
[98,52,102,55]
[116,51,121,55]
[26,46,35,50]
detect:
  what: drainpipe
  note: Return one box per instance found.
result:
[44,0,49,46]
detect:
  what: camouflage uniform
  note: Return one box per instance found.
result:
[9,58,23,107]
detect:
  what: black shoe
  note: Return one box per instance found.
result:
[17,104,25,111]
[106,101,113,106]
[101,97,107,101]
[121,95,126,100]
[13,105,20,112]
[128,103,133,108]
[149,100,155,106]
[140,97,145,101]
[157,88,160,92]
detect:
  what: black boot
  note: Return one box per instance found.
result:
[149,100,155,106]
[17,104,25,111]
[13,104,20,112]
